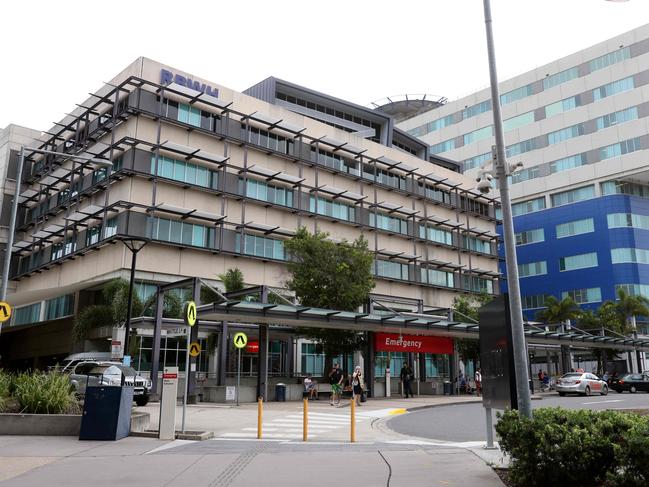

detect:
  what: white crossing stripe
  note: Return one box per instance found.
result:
[242,427,333,433]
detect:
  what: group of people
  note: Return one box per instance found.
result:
[303,363,366,406]
[304,362,421,404]
[458,369,482,395]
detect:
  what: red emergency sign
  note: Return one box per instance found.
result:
[246,341,260,353]
[374,333,453,354]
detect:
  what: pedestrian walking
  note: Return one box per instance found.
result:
[351,365,364,406]
[400,363,414,398]
[328,362,344,406]
[475,368,482,396]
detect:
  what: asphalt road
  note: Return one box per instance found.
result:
[387,391,649,442]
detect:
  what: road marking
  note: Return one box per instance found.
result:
[145,439,196,455]
[582,399,624,405]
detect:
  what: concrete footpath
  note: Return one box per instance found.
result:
[0,395,507,486]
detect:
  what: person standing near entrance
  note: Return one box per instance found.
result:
[351,365,364,406]
[328,363,344,406]
[475,368,482,396]
[400,363,414,398]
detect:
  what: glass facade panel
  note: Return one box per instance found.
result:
[375,260,409,280]
[510,166,540,184]
[549,154,585,174]
[556,218,594,238]
[150,217,211,249]
[611,248,649,265]
[562,288,602,304]
[462,100,491,119]
[522,294,550,310]
[543,67,579,90]
[503,111,535,132]
[589,47,630,72]
[424,354,450,378]
[309,195,355,221]
[420,268,454,287]
[463,125,492,145]
[545,96,578,118]
[151,155,213,188]
[501,84,533,105]
[242,178,293,207]
[462,152,491,171]
[548,124,584,145]
[559,252,598,271]
[45,294,74,321]
[370,213,408,234]
[596,106,638,130]
[518,261,547,278]
[600,137,642,160]
[462,236,491,254]
[419,225,453,246]
[515,228,545,245]
[593,76,634,101]
[13,303,41,326]
[463,275,494,294]
[608,213,649,230]
[550,185,594,207]
[430,139,455,155]
[374,352,407,378]
[512,197,545,216]
[237,234,285,260]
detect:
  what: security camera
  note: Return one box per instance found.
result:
[476,179,493,194]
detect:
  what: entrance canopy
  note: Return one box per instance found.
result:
[197,301,649,352]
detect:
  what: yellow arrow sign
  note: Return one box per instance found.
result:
[233,332,248,349]
[185,301,197,327]
[0,302,12,323]
[189,342,201,357]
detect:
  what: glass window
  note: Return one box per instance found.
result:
[419,225,453,246]
[560,252,598,271]
[420,268,454,287]
[512,197,545,216]
[601,180,649,198]
[150,217,210,249]
[462,152,491,171]
[86,226,101,246]
[543,67,579,90]
[462,100,491,119]
[375,260,409,280]
[556,218,594,238]
[301,342,325,376]
[104,217,118,238]
[430,139,455,155]
[506,138,537,157]
[561,288,601,304]
[309,195,354,221]
[463,275,494,294]
[45,294,74,320]
[548,124,584,145]
[551,185,595,207]
[545,96,578,118]
[237,233,285,260]
[178,103,201,127]
[522,294,550,310]
[515,228,544,246]
[463,126,492,145]
[500,84,533,105]
[244,178,293,207]
[549,154,585,174]
[420,184,452,204]
[611,248,649,265]
[600,137,642,160]
[424,354,450,378]
[596,106,638,130]
[589,47,630,72]
[593,76,634,101]
[462,236,491,254]
[370,213,408,235]
[151,155,213,188]
[12,303,41,326]
[510,166,540,184]
[615,284,649,299]
[608,213,649,230]
[503,111,535,132]
[518,261,547,278]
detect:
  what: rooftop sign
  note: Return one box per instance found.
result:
[160,69,219,98]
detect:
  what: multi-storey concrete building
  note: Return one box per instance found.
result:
[0,58,499,391]
[399,24,649,338]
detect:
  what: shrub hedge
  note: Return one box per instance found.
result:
[496,407,649,487]
[0,370,79,415]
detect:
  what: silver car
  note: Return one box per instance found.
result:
[556,372,608,396]
[70,361,151,406]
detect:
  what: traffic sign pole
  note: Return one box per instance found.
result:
[237,348,241,407]
[182,324,190,433]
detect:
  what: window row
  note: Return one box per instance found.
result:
[608,213,649,230]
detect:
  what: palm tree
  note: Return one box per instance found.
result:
[536,296,581,374]
[614,288,649,372]
[73,278,182,343]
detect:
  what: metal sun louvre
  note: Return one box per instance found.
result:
[164,82,202,102]
[314,185,366,202]
[246,165,304,185]
[196,92,232,110]
[238,222,294,237]
[377,249,420,261]
[154,203,225,224]
[421,259,465,270]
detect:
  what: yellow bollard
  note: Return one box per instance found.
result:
[257,397,263,439]
[350,397,356,443]
[303,398,308,442]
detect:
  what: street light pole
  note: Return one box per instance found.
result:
[121,238,149,362]
[482,0,532,418]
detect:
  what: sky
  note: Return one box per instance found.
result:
[1,0,648,131]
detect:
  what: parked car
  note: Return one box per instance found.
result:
[59,352,113,373]
[556,372,608,396]
[610,373,649,393]
[69,361,151,406]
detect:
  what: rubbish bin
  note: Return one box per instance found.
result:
[275,383,286,402]
[79,385,134,440]
[443,381,453,395]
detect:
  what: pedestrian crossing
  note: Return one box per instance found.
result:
[218,411,372,440]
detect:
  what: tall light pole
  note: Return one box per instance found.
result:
[481,0,532,418]
[121,237,149,363]
[1,147,112,302]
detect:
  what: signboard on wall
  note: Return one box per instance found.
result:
[245,341,259,353]
[374,333,454,354]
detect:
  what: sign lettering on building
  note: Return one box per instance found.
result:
[374,333,454,354]
[160,69,219,98]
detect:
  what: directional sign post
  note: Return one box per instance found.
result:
[0,302,12,323]
[189,342,201,357]
[182,301,197,433]
[233,332,248,406]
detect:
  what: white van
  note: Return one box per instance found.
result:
[59,352,113,373]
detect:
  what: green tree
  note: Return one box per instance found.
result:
[613,288,649,334]
[535,295,580,324]
[453,294,492,363]
[72,279,182,343]
[200,268,245,304]
[284,227,375,372]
